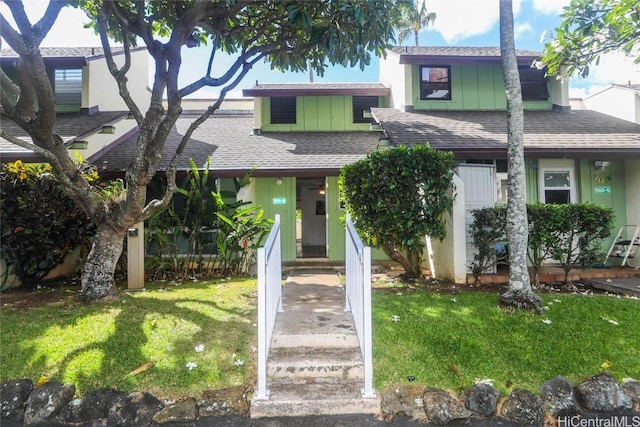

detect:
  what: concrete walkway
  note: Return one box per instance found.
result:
[271,268,357,349]
[250,268,378,418]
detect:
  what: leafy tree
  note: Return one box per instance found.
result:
[542,0,640,78]
[397,0,436,47]
[499,0,542,312]
[340,144,455,279]
[0,0,406,301]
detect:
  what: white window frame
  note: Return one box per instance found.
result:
[539,160,577,204]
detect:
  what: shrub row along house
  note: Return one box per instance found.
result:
[1,46,639,285]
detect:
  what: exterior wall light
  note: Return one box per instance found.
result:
[275,178,284,186]
[594,161,611,170]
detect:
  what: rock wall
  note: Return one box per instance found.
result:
[2,373,639,426]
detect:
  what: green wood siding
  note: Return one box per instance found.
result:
[525,160,539,204]
[261,96,383,131]
[413,64,552,111]
[254,177,297,261]
[526,159,628,254]
[326,176,345,261]
[577,159,628,253]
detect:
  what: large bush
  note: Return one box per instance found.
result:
[1,161,95,288]
[340,144,455,278]
[470,203,614,285]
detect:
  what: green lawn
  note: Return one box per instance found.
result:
[373,288,640,393]
[1,279,638,399]
[0,279,257,398]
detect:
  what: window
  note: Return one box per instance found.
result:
[541,170,579,204]
[352,96,379,123]
[519,66,549,101]
[270,96,297,124]
[54,68,82,108]
[420,66,451,100]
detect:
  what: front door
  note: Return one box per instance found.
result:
[297,177,327,258]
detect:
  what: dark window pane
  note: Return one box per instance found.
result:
[519,66,548,101]
[270,96,297,124]
[352,96,379,123]
[545,190,570,204]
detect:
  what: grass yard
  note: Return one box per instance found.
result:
[373,288,640,394]
[1,276,638,399]
[0,279,257,399]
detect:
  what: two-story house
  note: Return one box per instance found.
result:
[98,82,389,262]
[0,47,149,164]
[370,47,640,280]
[6,45,637,283]
[0,47,150,287]
[97,46,640,282]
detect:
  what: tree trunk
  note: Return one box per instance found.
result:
[381,243,422,278]
[499,0,542,313]
[80,225,126,302]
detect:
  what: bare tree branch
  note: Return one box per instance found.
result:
[96,10,144,124]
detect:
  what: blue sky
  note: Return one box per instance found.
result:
[3,0,639,99]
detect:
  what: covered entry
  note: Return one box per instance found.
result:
[296,177,327,258]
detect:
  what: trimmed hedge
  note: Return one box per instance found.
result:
[470,203,614,285]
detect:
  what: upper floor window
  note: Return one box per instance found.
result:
[54,68,82,109]
[519,66,549,101]
[420,66,451,100]
[270,96,297,124]
[352,96,379,123]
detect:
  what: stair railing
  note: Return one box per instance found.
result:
[345,214,376,398]
[254,214,283,400]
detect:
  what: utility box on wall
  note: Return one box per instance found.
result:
[127,222,145,289]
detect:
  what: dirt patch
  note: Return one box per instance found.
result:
[0,284,82,310]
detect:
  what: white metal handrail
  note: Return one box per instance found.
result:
[254,214,282,400]
[345,214,376,398]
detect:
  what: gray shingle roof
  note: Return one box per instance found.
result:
[0,47,145,60]
[243,82,389,97]
[388,46,541,57]
[370,108,640,159]
[1,111,129,161]
[95,114,380,175]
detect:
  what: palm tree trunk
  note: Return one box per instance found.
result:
[498,0,542,313]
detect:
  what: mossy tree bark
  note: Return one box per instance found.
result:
[499,0,542,313]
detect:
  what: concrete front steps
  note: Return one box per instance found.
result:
[250,269,379,418]
[250,342,379,417]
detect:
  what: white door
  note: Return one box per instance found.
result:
[455,165,497,273]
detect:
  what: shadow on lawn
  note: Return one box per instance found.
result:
[0,280,257,397]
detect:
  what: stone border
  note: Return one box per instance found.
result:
[2,373,639,426]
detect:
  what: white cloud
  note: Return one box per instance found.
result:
[569,52,639,99]
[532,0,570,15]
[427,0,523,44]
[1,1,103,47]
[589,51,640,85]
[569,84,608,99]
[514,22,533,40]
[428,0,497,43]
